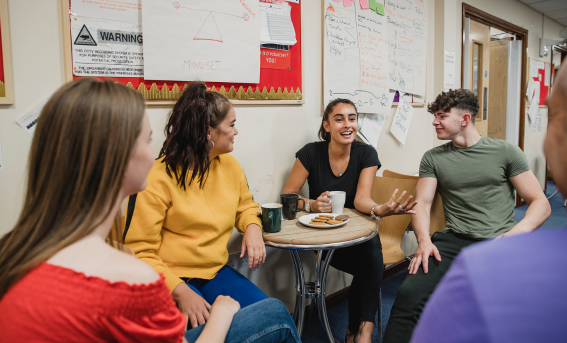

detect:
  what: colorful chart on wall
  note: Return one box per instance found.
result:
[322,0,426,111]
[62,0,303,105]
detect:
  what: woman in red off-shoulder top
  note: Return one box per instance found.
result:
[0,79,300,343]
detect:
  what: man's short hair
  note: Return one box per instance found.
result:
[427,89,480,124]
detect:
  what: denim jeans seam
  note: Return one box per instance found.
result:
[242,324,299,343]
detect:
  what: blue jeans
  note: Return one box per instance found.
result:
[184,298,301,343]
[182,265,268,311]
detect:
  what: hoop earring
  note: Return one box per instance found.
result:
[209,140,215,150]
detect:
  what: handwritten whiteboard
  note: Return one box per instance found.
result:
[323,1,391,114]
[142,0,260,83]
[386,0,427,96]
[323,0,427,112]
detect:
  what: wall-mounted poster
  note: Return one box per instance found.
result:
[0,0,14,105]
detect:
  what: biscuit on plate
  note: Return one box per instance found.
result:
[310,221,326,225]
[312,218,328,222]
[319,215,334,218]
[326,220,343,225]
[335,215,349,221]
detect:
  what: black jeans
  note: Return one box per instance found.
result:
[323,235,384,333]
[383,231,484,343]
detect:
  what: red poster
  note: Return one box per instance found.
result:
[260,48,291,70]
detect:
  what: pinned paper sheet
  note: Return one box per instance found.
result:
[16,98,49,137]
[359,0,370,9]
[525,78,535,101]
[342,0,354,7]
[528,97,539,121]
[544,63,551,87]
[360,112,387,148]
[375,2,384,15]
[529,59,539,79]
[532,108,542,132]
[261,3,297,46]
[390,96,414,145]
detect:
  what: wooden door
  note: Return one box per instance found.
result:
[467,20,490,137]
[487,38,512,140]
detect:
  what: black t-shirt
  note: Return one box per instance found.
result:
[295,141,381,209]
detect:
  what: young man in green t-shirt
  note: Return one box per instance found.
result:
[383,89,551,343]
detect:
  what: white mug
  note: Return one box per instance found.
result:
[330,191,346,214]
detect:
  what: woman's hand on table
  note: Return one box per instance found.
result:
[172,282,211,329]
[377,189,418,217]
[241,224,266,270]
[314,191,332,213]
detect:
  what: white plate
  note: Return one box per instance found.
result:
[298,213,349,229]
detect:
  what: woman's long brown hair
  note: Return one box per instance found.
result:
[0,78,145,298]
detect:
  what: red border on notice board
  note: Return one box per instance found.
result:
[68,0,302,94]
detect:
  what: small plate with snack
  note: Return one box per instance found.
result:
[298,213,350,228]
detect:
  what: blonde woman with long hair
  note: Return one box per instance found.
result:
[0,78,300,343]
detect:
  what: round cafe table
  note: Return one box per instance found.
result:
[262,208,379,343]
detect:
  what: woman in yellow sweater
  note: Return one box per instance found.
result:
[124,82,268,329]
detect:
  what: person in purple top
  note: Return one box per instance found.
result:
[411,63,567,343]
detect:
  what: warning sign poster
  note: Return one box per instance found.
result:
[71,16,143,77]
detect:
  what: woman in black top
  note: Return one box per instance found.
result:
[283,99,417,343]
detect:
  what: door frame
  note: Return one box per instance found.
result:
[461,3,528,151]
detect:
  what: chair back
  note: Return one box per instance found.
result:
[371,176,418,264]
[383,170,445,235]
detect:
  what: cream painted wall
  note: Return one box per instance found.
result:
[0,0,557,310]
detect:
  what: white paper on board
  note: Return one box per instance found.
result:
[323,1,391,114]
[142,0,261,83]
[389,97,414,145]
[443,51,456,91]
[260,3,296,45]
[71,0,141,23]
[532,108,542,132]
[537,61,544,71]
[544,63,551,87]
[532,82,540,104]
[71,16,143,77]
[359,112,387,148]
[525,78,535,100]
[386,0,427,96]
[529,59,539,79]
[16,98,49,137]
[0,132,3,170]
[528,97,539,121]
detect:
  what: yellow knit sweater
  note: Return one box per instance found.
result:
[125,154,262,293]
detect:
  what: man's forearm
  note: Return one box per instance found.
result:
[512,197,551,233]
[411,203,433,245]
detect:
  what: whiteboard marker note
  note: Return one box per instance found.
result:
[71,16,144,78]
[386,0,427,96]
[15,98,49,137]
[389,96,414,145]
[323,1,390,114]
[71,0,141,23]
[142,0,260,83]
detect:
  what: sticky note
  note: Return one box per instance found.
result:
[360,0,370,9]
[342,0,353,7]
[369,0,377,10]
[333,0,340,2]
[375,3,384,15]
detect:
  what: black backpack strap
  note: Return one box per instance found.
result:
[123,193,138,241]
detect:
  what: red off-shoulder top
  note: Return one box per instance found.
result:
[0,262,186,342]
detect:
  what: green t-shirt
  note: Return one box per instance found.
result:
[419,136,530,239]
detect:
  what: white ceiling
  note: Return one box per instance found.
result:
[517,0,567,27]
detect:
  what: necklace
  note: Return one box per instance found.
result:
[330,149,351,177]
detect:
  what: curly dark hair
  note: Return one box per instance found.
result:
[427,89,480,123]
[159,82,232,189]
[318,98,358,141]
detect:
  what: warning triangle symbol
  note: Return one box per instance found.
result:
[74,25,97,46]
[193,12,223,43]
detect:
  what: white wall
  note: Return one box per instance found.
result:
[0,0,558,309]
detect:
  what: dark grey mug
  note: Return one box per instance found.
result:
[280,193,305,220]
[261,203,282,233]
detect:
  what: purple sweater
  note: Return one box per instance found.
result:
[411,228,567,343]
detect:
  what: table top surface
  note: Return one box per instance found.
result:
[262,208,378,249]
